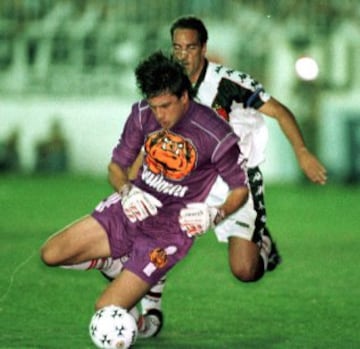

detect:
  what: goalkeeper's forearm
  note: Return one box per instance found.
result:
[108,161,131,193]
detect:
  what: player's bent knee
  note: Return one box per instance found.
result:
[230,263,263,283]
[39,243,61,266]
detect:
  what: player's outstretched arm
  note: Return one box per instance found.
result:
[259,97,327,185]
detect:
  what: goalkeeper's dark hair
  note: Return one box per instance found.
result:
[170,16,208,45]
[135,51,194,99]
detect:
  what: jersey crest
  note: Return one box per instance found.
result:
[213,103,229,121]
[144,129,197,181]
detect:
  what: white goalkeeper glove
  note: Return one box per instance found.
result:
[179,203,225,238]
[120,184,163,223]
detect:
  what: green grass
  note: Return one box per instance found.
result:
[0,174,359,348]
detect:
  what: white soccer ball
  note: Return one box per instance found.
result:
[89,305,138,349]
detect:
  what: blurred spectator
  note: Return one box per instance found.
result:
[0,128,21,172]
[35,118,69,173]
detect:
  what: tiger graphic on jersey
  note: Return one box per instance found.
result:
[144,129,197,181]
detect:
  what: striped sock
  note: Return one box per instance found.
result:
[60,257,113,271]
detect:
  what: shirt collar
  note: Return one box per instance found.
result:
[192,59,208,95]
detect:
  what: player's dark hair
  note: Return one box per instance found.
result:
[170,16,208,45]
[135,51,194,99]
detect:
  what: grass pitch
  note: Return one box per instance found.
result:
[0,174,359,348]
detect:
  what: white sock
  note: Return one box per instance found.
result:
[140,276,166,313]
[129,305,140,322]
[101,258,123,279]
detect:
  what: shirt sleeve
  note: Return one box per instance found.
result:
[217,73,271,110]
[111,103,144,168]
[215,143,248,190]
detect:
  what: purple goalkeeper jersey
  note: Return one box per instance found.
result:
[92,99,247,285]
[112,99,247,210]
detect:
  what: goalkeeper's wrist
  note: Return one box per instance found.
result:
[118,183,132,198]
[213,207,226,225]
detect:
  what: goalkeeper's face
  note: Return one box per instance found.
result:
[148,92,189,130]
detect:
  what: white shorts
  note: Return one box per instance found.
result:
[205,176,257,243]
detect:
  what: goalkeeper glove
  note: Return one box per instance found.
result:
[179,203,225,238]
[120,184,162,223]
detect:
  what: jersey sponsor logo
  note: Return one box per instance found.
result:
[144,130,197,181]
[141,165,188,197]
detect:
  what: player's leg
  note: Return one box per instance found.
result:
[228,236,264,281]
[248,166,282,272]
[224,167,281,281]
[93,257,165,338]
[42,192,131,274]
[140,276,166,313]
[137,276,166,338]
[89,258,165,338]
[214,187,264,281]
[40,215,111,266]
[95,267,164,338]
[95,268,151,311]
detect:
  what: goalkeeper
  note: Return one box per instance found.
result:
[40,51,249,318]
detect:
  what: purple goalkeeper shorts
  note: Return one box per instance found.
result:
[91,193,194,285]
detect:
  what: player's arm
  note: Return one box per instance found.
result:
[108,161,130,193]
[259,97,327,185]
[128,151,144,181]
[215,148,249,221]
[218,186,249,219]
[108,150,144,189]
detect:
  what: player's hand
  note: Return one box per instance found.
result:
[121,185,162,223]
[297,148,327,185]
[179,203,224,238]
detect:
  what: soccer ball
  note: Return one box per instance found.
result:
[89,305,138,349]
